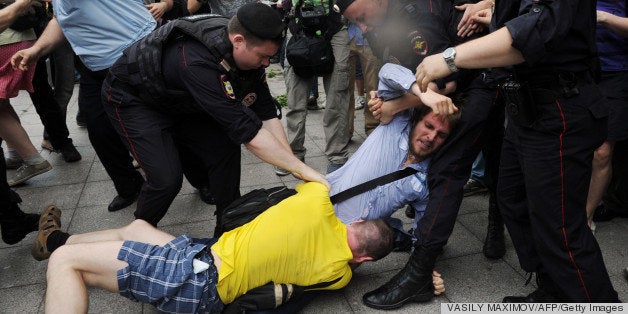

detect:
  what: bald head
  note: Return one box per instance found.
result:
[342,0,389,33]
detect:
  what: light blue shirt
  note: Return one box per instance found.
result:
[328,110,430,230]
[377,63,416,101]
[53,0,157,71]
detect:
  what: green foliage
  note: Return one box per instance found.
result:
[275,94,287,108]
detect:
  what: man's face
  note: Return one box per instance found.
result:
[343,0,388,33]
[409,112,451,160]
[233,38,279,70]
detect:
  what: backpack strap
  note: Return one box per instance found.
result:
[329,167,418,204]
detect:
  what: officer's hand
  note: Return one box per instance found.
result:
[433,271,446,295]
[417,88,457,116]
[455,0,492,37]
[471,8,493,27]
[11,46,40,71]
[293,166,330,190]
[415,54,451,93]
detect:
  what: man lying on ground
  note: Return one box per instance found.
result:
[38,182,393,313]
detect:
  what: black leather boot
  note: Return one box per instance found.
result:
[362,245,439,310]
[503,272,566,302]
[0,190,38,245]
[483,192,505,259]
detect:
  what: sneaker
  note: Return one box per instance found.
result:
[41,140,54,151]
[275,166,291,176]
[8,160,52,186]
[355,96,366,110]
[31,205,61,261]
[463,178,487,197]
[4,156,23,170]
[58,143,82,163]
[307,96,322,110]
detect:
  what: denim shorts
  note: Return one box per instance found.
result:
[117,235,223,313]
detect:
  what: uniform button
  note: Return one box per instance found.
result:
[532,7,541,13]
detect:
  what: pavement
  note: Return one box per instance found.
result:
[1,63,626,313]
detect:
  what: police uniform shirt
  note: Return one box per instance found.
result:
[365,0,452,71]
[497,0,597,73]
[112,33,277,145]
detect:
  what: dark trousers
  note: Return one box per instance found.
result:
[497,81,618,301]
[415,76,503,250]
[101,76,241,226]
[75,60,143,198]
[28,58,72,149]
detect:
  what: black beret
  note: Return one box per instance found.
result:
[237,3,286,40]
[333,0,356,14]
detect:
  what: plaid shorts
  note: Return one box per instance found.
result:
[117,234,223,313]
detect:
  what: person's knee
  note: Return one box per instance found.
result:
[121,219,153,239]
[47,245,77,277]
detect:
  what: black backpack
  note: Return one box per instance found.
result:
[220,186,296,233]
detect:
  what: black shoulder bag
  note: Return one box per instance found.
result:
[285,0,335,78]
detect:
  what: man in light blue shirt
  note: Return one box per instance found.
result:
[329,63,460,239]
[12,0,156,212]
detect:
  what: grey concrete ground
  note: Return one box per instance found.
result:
[0,64,626,313]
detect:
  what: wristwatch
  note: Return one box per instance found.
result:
[443,47,458,73]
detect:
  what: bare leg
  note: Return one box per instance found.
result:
[66,219,175,246]
[46,220,177,313]
[0,99,38,158]
[45,241,127,313]
[586,141,614,226]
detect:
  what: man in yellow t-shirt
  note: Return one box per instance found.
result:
[40,182,394,313]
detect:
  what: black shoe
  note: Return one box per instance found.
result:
[306,96,321,110]
[405,205,415,219]
[1,212,39,245]
[503,273,566,302]
[463,178,487,197]
[108,192,140,212]
[59,143,82,163]
[393,230,413,252]
[483,193,505,259]
[76,112,88,127]
[198,186,216,205]
[362,246,438,310]
[592,204,628,222]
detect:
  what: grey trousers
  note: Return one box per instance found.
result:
[284,29,351,164]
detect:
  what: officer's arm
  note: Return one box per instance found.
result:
[261,118,292,153]
[244,129,330,189]
[416,27,524,92]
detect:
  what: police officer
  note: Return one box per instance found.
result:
[416,0,619,303]
[101,3,329,232]
[338,0,507,308]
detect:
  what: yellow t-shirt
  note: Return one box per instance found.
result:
[212,182,353,304]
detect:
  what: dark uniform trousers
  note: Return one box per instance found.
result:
[28,57,72,149]
[415,75,504,250]
[75,60,144,198]
[497,78,618,301]
[101,76,241,226]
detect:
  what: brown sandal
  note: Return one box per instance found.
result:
[31,205,62,261]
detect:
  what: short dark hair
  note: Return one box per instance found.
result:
[354,219,394,261]
[228,16,284,47]
[410,105,462,132]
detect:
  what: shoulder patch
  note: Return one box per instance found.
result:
[242,93,257,107]
[409,31,428,56]
[221,74,236,99]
